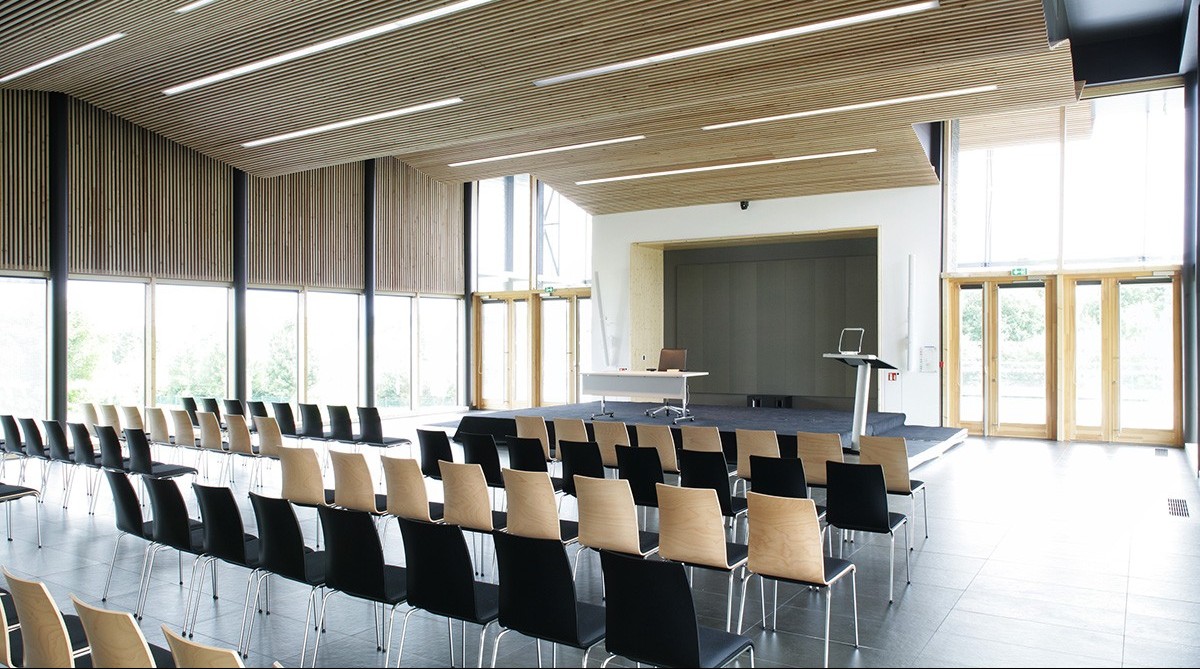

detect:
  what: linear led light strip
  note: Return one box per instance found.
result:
[176,0,217,12]
[242,97,463,147]
[164,0,497,95]
[0,33,125,84]
[576,148,876,185]
[534,0,938,87]
[448,135,647,167]
[703,85,999,130]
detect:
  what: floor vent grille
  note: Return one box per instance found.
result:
[1155,448,1169,457]
[1168,498,1190,517]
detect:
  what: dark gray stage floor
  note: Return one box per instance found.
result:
[447,401,966,461]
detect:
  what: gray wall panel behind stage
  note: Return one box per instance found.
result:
[664,237,878,408]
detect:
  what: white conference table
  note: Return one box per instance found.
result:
[581,369,709,422]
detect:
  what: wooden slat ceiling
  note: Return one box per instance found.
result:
[0,0,1081,214]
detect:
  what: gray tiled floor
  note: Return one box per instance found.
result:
[1,426,1198,668]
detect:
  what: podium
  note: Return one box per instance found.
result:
[823,353,897,450]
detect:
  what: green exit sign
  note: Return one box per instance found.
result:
[1010,267,1028,276]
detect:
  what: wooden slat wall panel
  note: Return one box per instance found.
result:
[247,162,364,290]
[0,90,48,272]
[69,99,231,280]
[376,157,463,294]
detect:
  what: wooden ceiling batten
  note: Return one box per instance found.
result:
[1,0,1080,213]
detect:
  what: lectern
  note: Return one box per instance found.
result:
[823,353,897,450]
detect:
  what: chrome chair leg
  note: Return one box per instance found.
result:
[490,627,511,668]
[101,532,127,600]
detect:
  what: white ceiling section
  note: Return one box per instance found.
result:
[0,0,1081,214]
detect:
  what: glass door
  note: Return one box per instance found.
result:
[478,299,509,408]
[992,282,1052,437]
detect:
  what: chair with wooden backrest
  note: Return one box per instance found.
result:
[734,429,780,494]
[0,590,16,668]
[226,414,264,487]
[635,423,679,475]
[252,415,285,459]
[329,450,385,514]
[145,407,171,445]
[680,425,722,453]
[501,468,577,544]
[120,406,144,432]
[162,624,244,668]
[573,475,658,581]
[796,431,843,490]
[552,419,588,462]
[591,421,629,470]
[197,411,231,483]
[380,456,443,522]
[514,416,552,463]
[278,446,334,509]
[4,568,91,667]
[440,461,503,534]
[80,403,100,432]
[71,595,174,668]
[98,404,122,436]
[739,493,858,668]
[169,409,198,452]
[656,483,749,632]
[859,435,928,542]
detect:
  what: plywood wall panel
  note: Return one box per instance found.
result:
[376,157,463,295]
[0,90,48,272]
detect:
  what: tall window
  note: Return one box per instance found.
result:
[537,182,592,288]
[68,279,146,408]
[476,175,532,291]
[247,289,298,403]
[155,284,228,406]
[418,297,461,408]
[375,294,413,413]
[305,291,359,406]
[950,88,1183,270]
[0,277,47,417]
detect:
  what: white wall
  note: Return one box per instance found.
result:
[591,185,943,426]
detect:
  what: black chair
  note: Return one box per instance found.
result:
[298,403,331,442]
[396,518,500,668]
[312,506,407,666]
[507,436,565,492]
[416,429,454,480]
[187,483,260,640]
[17,418,51,494]
[460,432,505,490]
[271,402,301,441]
[826,461,910,602]
[95,425,131,472]
[66,422,104,514]
[558,440,604,498]
[181,397,200,426]
[41,420,74,505]
[616,445,664,511]
[356,407,409,451]
[244,492,326,661]
[680,449,749,540]
[749,454,826,521]
[600,549,754,668]
[138,476,206,620]
[1,415,27,482]
[222,399,246,422]
[0,481,40,547]
[198,398,224,427]
[491,531,605,666]
[326,405,359,444]
[126,429,197,480]
[101,469,174,602]
[246,401,269,420]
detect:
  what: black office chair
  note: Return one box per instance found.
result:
[271,402,301,441]
[356,407,409,452]
[312,506,407,666]
[187,483,260,640]
[826,461,909,602]
[222,399,247,422]
[244,492,326,661]
[506,436,565,492]
[558,440,604,498]
[247,401,269,419]
[181,397,200,426]
[416,429,454,480]
[139,476,206,620]
[326,405,359,444]
[491,531,605,666]
[396,517,500,668]
[616,445,664,515]
[101,470,159,602]
[95,425,131,473]
[298,404,332,442]
[599,549,754,668]
[126,429,197,480]
[460,432,505,490]
[680,449,749,540]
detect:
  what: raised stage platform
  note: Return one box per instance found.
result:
[447,401,966,468]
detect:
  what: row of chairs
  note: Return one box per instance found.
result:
[2,569,259,668]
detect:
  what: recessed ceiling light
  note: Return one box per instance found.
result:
[242,97,463,148]
[175,0,218,13]
[575,148,877,185]
[534,1,939,87]
[448,135,647,167]
[702,85,999,130]
[0,33,125,84]
[164,0,497,95]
